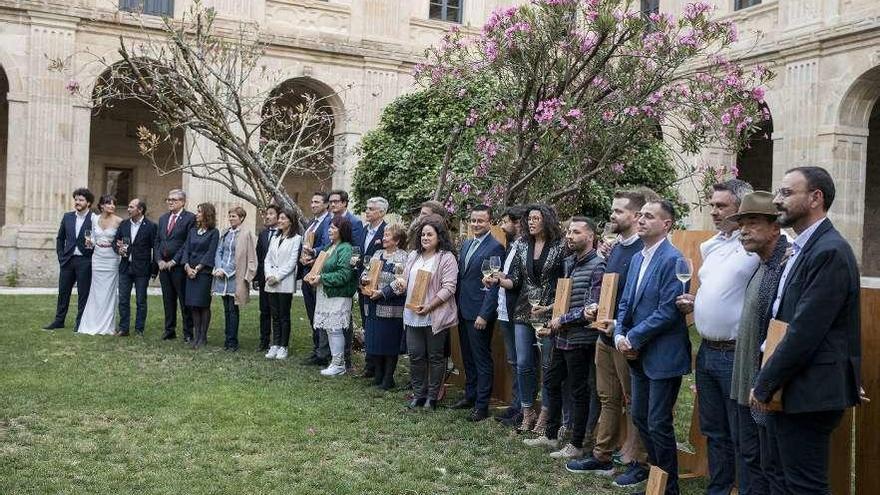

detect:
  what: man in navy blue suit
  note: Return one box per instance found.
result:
[301,192,332,365]
[356,196,387,378]
[155,189,196,342]
[609,199,691,495]
[254,205,280,352]
[453,204,505,422]
[44,188,95,331]
[114,198,158,337]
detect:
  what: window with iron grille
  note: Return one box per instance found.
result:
[640,0,659,14]
[735,0,761,10]
[429,0,463,23]
[119,0,174,17]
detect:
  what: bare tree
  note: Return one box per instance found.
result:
[54,0,344,218]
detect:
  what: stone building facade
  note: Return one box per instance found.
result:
[1,0,879,284]
[0,0,521,285]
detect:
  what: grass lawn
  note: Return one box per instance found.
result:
[0,295,708,494]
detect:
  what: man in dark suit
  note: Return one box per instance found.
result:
[114,198,158,337]
[454,204,505,422]
[155,189,196,342]
[751,166,861,494]
[356,196,388,378]
[301,192,332,365]
[254,205,280,352]
[44,188,95,331]
[610,199,691,495]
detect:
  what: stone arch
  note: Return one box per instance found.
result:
[261,76,344,213]
[0,48,23,96]
[835,64,880,275]
[88,61,184,222]
[736,103,774,192]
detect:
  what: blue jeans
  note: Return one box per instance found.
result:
[118,271,149,333]
[459,319,495,410]
[514,322,539,408]
[697,344,750,495]
[499,320,520,411]
[630,364,682,495]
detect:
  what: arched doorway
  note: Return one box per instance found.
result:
[261,78,338,214]
[88,65,183,222]
[865,100,880,276]
[0,66,8,228]
[736,105,773,192]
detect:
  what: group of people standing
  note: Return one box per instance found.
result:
[43,165,862,495]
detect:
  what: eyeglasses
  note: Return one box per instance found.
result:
[166,197,183,202]
[774,188,815,199]
[328,199,343,204]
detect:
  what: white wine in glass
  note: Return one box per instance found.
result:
[675,258,694,294]
[602,222,617,244]
[489,255,502,276]
[480,260,492,291]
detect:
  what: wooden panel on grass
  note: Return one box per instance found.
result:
[404,269,431,310]
[646,466,668,495]
[761,319,788,412]
[855,286,880,495]
[552,278,572,319]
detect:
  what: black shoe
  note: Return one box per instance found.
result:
[494,407,519,421]
[500,411,523,428]
[408,398,427,409]
[42,322,64,330]
[135,330,144,337]
[424,399,438,410]
[116,331,130,337]
[161,332,176,340]
[468,408,489,422]
[379,380,396,391]
[449,398,474,410]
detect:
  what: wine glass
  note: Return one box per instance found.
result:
[675,257,693,295]
[121,236,131,255]
[351,246,362,266]
[83,229,93,248]
[602,222,617,244]
[480,259,493,291]
[489,255,502,277]
[363,254,372,267]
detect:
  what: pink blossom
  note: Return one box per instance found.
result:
[534,98,562,124]
[611,162,625,175]
[683,1,712,21]
[466,108,479,127]
[624,106,639,117]
[460,183,472,195]
[484,40,499,61]
[678,29,700,48]
[602,110,615,122]
[724,73,741,88]
[566,108,582,119]
[751,87,765,103]
[577,31,599,53]
[65,79,81,95]
[721,113,732,125]
[504,21,532,40]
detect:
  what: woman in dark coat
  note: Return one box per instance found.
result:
[177,202,219,349]
[362,223,408,390]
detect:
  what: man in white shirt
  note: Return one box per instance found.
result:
[677,179,759,495]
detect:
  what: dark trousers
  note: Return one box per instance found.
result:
[359,295,375,374]
[406,325,447,400]
[696,344,750,495]
[545,344,595,449]
[631,364,682,495]
[734,404,770,495]
[302,281,319,353]
[190,306,211,346]
[459,319,494,410]
[268,292,292,347]
[53,256,91,329]
[159,264,193,340]
[258,286,271,349]
[759,414,788,495]
[118,271,149,333]
[221,295,240,350]
[768,409,844,495]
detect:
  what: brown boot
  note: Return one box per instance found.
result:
[532,407,549,436]
[518,406,538,433]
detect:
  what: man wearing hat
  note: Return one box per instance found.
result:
[676,179,759,495]
[728,190,790,494]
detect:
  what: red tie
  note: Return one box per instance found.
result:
[167,213,177,235]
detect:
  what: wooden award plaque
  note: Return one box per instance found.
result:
[552,278,572,319]
[304,230,315,250]
[761,319,789,412]
[592,273,619,332]
[404,269,432,310]
[306,250,329,279]
[361,258,383,295]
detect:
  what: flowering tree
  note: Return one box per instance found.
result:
[415,0,772,212]
[53,1,342,218]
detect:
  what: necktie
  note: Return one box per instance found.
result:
[465,238,481,268]
[167,213,177,235]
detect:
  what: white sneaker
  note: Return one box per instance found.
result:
[265,346,279,359]
[523,435,559,449]
[320,364,346,376]
[275,347,288,360]
[550,443,584,459]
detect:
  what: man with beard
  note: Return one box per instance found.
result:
[750,167,861,494]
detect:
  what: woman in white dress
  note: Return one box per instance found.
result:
[78,195,122,335]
